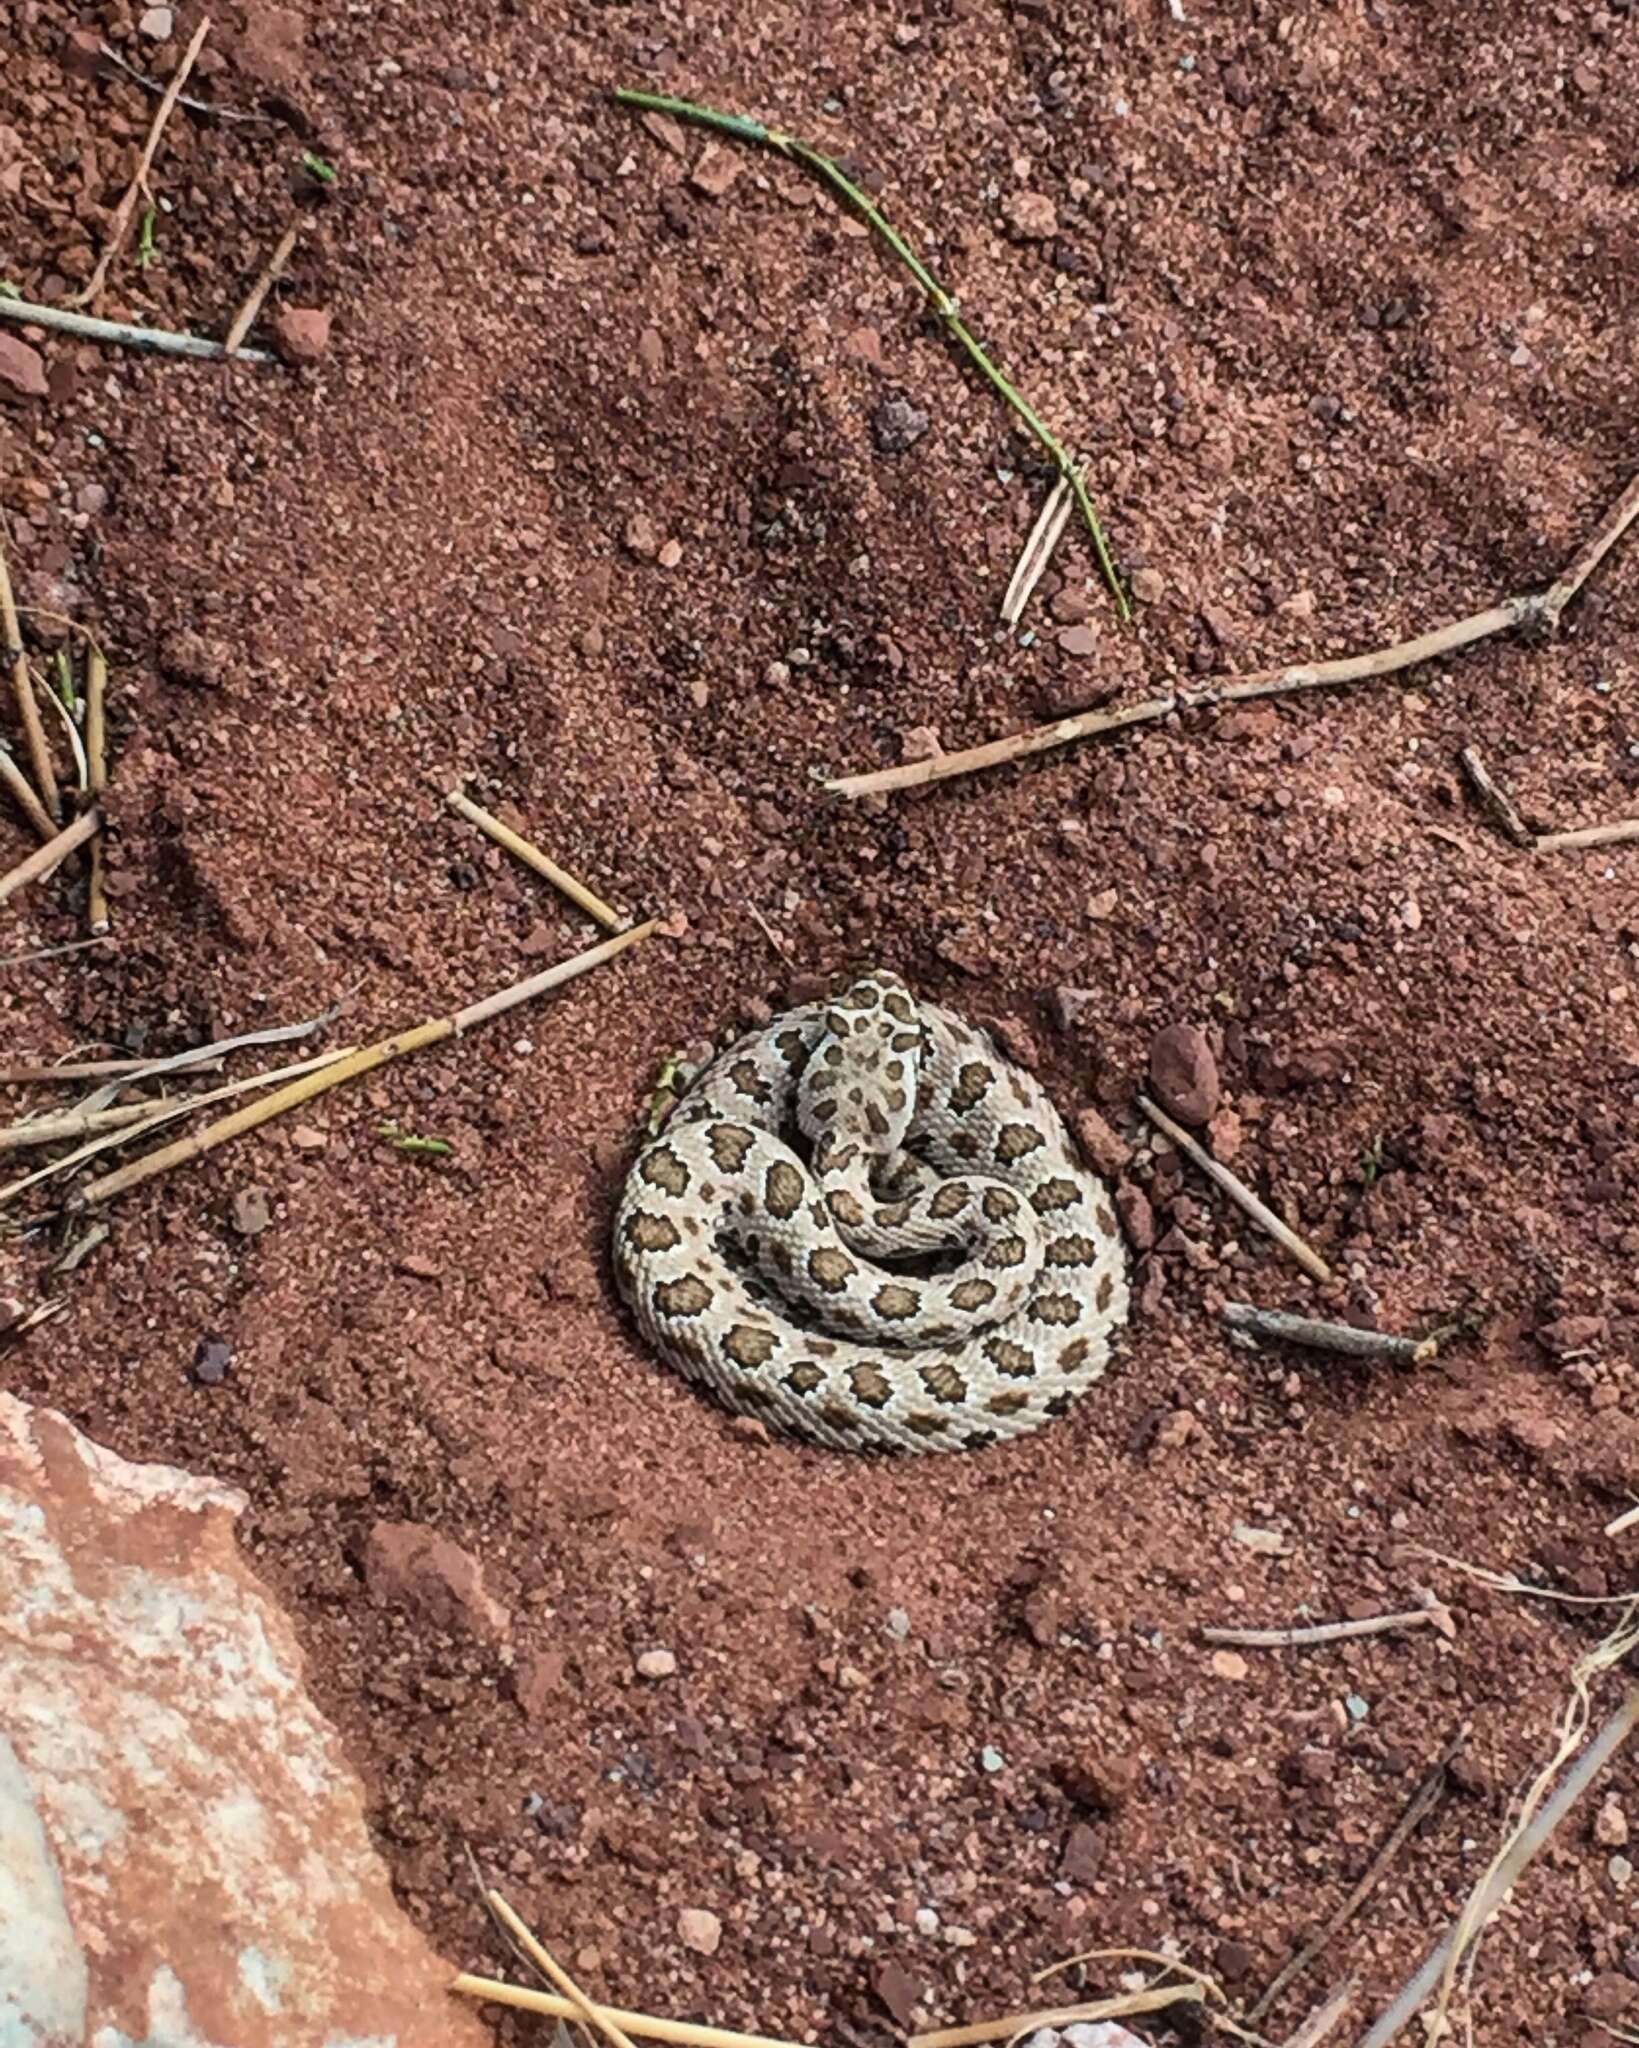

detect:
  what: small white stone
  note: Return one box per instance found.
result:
[139,4,174,36]
[1610,1853,1633,1889]
[914,1907,939,1935]
[677,1908,722,1955]
[635,1648,676,1680]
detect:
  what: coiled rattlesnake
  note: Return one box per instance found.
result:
[613,971,1128,1453]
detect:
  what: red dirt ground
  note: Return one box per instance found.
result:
[3,2,1638,2042]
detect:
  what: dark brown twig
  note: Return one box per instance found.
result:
[1249,1728,1467,2022]
[1457,745,1533,848]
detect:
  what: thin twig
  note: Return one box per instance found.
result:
[1410,1543,1639,1609]
[825,695,1177,798]
[84,646,108,934]
[1535,816,1639,854]
[1200,1609,1449,1651]
[0,808,100,909]
[1139,1093,1332,1283]
[77,1007,343,1113]
[445,788,624,931]
[0,1101,163,1153]
[0,532,59,823]
[55,1219,110,1272]
[1355,1682,1639,2048]
[1278,1983,1356,2048]
[1221,1303,1445,1364]
[35,675,88,792]
[615,86,1128,617]
[1001,466,1078,627]
[0,935,113,970]
[0,296,274,366]
[825,468,1639,798]
[1250,1733,1467,2022]
[910,1982,1207,2048]
[223,222,300,354]
[485,1892,643,2048]
[451,1976,811,2048]
[1540,468,1639,625]
[0,747,56,842]
[0,1047,353,1211]
[72,919,657,1208]
[95,37,263,122]
[70,15,212,310]
[0,1056,221,1084]
[1607,1505,1639,1538]
[1457,745,1533,848]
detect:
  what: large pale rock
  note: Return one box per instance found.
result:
[0,1393,487,2048]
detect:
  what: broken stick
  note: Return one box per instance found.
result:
[72,918,657,1207]
[1138,1094,1332,1284]
[224,222,300,355]
[445,788,624,931]
[0,533,59,823]
[825,466,1639,799]
[84,646,109,934]
[1535,816,1639,854]
[1221,1302,1444,1364]
[1457,745,1533,848]
[70,16,212,310]
[0,808,100,909]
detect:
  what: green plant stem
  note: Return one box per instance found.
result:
[612,86,1128,619]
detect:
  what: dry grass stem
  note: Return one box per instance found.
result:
[1606,1505,1639,1538]
[1535,816,1639,853]
[84,646,109,933]
[826,695,1177,798]
[1278,1982,1355,2048]
[70,15,211,309]
[0,1047,354,1211]
[72,918,656,1208]
[76,1008,343,1113]
[0,1101,162,1153]
[1541,467,1639,624]
[0,747,57,842]
[1201,1608,1449,1651]
[93,37,260,120]
[484,1891,642,2048]
[224,222,300,354]
[0,1056,222,1084]
[1001,468,1078,627]
[1358,1667,1639,2047]
[1250,1733,1466,2021]
[912,1981,1208,2048]
[1139,1094,1332,1283]
[0,807,100,909]
[450,1975,809,2048]
[0,296,274,365]
[827,467,1639,799]
[1457,745,1533,848]
[446,788,624,931]
[1221,1302,1442,1363]
[0,936,114,970]
[1,533,60,822]
[1411,1543,1639,1609]
[37,676,88,791]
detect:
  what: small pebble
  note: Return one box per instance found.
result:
[1130,566,1165,604]
[1610,1854,1633,1890]
[676,1907,722,1955]
[1596,1795,1630,1848]
[1003,190,1058,240]
[635,1648,677,1680]
[192,1335,232,1385]
[229,1187,272,1237]
[1209,1649,1248,1680]
[885,1607,911,1640]
[872,391,930,455]
[979,1745,1006,1773]
[138,4,174,36]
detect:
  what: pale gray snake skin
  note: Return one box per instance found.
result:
[613,971,1129,1453]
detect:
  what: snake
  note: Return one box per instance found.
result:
[612,971,1129,1453]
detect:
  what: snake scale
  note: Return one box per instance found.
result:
[612,971,1129,1453]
